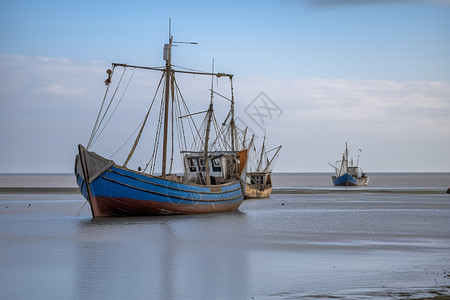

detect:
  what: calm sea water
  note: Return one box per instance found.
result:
[0,173,77,188]
[272,172,450,190]
[1,172,449,189]
[1,173,450,299]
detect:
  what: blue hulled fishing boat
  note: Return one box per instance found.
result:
[329,142,369,187]
[75,27,248,217]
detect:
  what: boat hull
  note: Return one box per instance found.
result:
[244,184,272,199]
[75,146,244,217]
[332,174,369,186]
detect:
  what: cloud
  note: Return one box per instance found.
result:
[303,0,450,6]
[0,54,105,100]
[33,84,87,95]
[237,77,450,134]
[1,54,449,172]
[234,76,450,171]
[0,54,109,172]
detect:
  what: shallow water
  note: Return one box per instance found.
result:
[0,173,77,188]
[272,172,450,190]
[1,188,449,299]
[1,172,449,190]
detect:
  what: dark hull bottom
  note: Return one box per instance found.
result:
[332,174,369,187]
[333,182,359,187]
[91,196,242,217]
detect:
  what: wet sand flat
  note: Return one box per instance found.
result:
[1,191,449,299]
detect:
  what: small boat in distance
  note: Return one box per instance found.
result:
[244,136,282,198]
[329,142,369,186]
[74,28,248,217]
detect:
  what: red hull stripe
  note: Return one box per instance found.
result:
[94,196,242,216]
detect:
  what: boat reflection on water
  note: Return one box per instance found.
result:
[75,211,249,299]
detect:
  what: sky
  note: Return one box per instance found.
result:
[1,0,449,173]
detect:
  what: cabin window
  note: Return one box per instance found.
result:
[188,158,196,172]
[199,159,206,171]
[252,175,263,185]
[212,158,221,172]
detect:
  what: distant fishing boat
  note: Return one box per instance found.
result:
[244,136,282,199]
[329,142,369,186]
[74,28,248,217]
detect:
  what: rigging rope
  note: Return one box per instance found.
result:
[173,79,188,151]
[87,66,127,149]
[91,68,135,149]
[173,84,189,171]
[194,113,208,152]
[169,74,175,174]
[109,118,145,159]
[210,111,227,151]
[87,65,116,149]
[143,86,166,174]
[173,79,203,151]
[122,72,165,167]
[171,64,205,73]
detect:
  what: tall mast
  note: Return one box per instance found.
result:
[162,25,173,177]
[229,77,236,151]
[204,102,213,185]
[242,128,248,150]
[204,61,215,186]
[257,135,266,172]
[263,145,282,173]
[345,142,349,170]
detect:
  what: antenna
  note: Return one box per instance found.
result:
[210,59,214,103]
[169,17,171,40]
[164,18,197,62]
[164,19,197,63]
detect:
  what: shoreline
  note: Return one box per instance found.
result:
[0,187,80,194]
[272,188,448,194]
[0,187,447,195]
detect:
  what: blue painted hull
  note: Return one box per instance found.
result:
[75,148,244,217]
[332,174,369,186]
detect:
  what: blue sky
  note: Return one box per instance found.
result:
[2,0,449,80]
[1,0,449,172]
